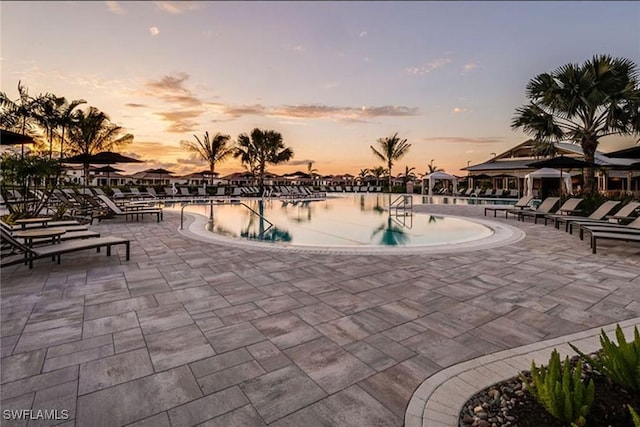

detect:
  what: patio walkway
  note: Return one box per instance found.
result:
[1,202,639,426]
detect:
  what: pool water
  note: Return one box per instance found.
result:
[176,194,495,247]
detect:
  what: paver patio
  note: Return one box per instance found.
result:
[1,202,639,426]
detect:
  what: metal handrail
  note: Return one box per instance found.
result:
[179,198,273,233]
[390,194,413,216]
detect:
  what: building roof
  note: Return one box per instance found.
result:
[463,140,637,173]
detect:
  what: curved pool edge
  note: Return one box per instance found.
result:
[176,209,526,255]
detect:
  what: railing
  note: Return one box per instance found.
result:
[390,194,413,216]
[179,199,273,235]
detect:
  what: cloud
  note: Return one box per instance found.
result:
[142,73,203,107]
[287,159,315,166]
[406,57,452,75]
[223,105,266,118]
[149,27,160,36]
[125,103,148,108]
[105,1,126,14]
[153,110,204,133]
[463,62,478,72]
[452,107,467,113]
[423,136,504,144]
[268,104,418,122]
[176,157,205,166]
[359,31,367,38]
[288,45,306,53]
[155,1,204,14]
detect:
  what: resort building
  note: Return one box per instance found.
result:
[463,139,640,197]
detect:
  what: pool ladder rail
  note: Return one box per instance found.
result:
[179,199,274,236]
[390,194,413,216]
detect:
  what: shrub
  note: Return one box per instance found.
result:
[570,324,640,393]
[521,349,595,427]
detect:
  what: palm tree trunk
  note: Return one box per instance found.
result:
[210,164,215,186]
[582,140,598,195]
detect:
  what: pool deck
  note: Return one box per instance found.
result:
[1,202,639,426]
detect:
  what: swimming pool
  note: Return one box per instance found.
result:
[173,194,523,252]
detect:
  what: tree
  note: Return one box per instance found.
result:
[67,107,134,185]
[358,168,369,184]
[426,159,443,174]
[307,161,319,185]
[370,166,387,186]
[234,128,293,194]
[56,98,86,159]
[400,166,416,191]
[181,131,234,185]
[370,133,411,192]
[33,93,64,160]
[512,54,640,194]
[0,81,39,157]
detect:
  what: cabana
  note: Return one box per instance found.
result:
[422,171,458,196]
[524,168,572,197]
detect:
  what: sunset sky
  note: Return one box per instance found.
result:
[2,1,639,178]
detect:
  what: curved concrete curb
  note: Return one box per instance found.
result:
[404,317,640,427]
[176,207,525,255]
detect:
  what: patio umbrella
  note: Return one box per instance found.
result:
[1,129,36,158]
[145,168,175,185]
[527,156,591,196]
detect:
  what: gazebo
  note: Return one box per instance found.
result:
[422,171,458,196]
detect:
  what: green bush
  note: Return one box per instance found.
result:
[521,349,595,427]
[629,405,640,427]
[570,324,640,393]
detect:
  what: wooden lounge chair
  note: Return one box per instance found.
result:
[1,228,129,269]
[545,200,621,231]
[484,195,533,217]
[519,197,582,224]
[509,197,560,223]
[96,195,163,222]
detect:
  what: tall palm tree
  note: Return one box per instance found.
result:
[33,93,64,159]
[181,131,234,185]
[234,128,294,194]
[56,97,86,160]
[512,54,640,194]
[67,107,134,185]
[0,81,39,157]
[370,133,411,192]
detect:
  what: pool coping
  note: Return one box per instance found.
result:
[176,206,526,255]
[404,317,640,427]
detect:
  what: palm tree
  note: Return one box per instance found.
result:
[33,93,63,160]
[67,107,134,185]
[0,81,39,157]
[358,168,369,185]
[426,159,443,174]
[400,166,416,192]
[181,131,234,185]
[512,54,640,194]
[56,97,86,160]
[370,166,387,186]
[370,133,411,192]
[234,128,294,194]
[307,161,319,185]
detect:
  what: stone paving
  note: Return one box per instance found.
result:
[1,201,639,426]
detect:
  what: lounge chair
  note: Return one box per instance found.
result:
[590,230,640,254]
[545,200,621,231]
[519,197,582,224]
[180,187,193,197]
[568,202,640,234]
[197,187,208,197]
[508,197,560,223]
[96,195,163,222]
[484,195,533,217]
[576,216,640,241]
[1,228,129,269]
